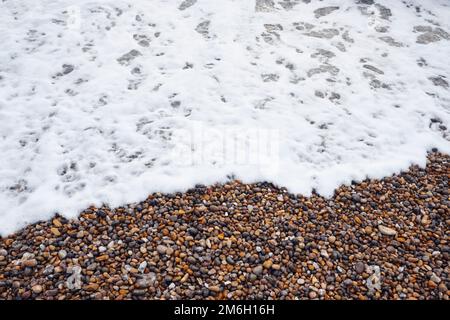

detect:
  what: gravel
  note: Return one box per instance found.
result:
[0,152,448,300]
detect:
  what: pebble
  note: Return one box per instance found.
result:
[378,225,397,236]
[132,289,146,296]
[180,273,189,283]
[209,285,221,293]
[85,283,99,291]
[156,245,167,255]
[351,194,362,202]
[138,261,147,273]
[271,264,281,270]
[187,227,198,236]
[32,285,43,294]
[136,273,156,288]
[430,273,441,284]
[355,262,365,274]
[253,265,263,275]
[226,256,235,264]
[263,260,273,269]
[96,254,108,262]
[58,250,67,260]
[23,259,37,268]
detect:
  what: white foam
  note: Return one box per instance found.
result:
[0,0,449,235]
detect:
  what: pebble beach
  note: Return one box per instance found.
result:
[0,151,448,300]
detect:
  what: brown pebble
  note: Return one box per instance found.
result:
[32,285,43,294]
[50,228,61,236]
[85,283,99,291]
[23,259,37,267]
[263,260,273,269]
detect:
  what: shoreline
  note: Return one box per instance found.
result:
[0,152,448,300]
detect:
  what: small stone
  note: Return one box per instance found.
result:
[308,291,317,299]
[271,264,281,270]
[136,273,156,288]
[53,219,62,227]
[21,291,31,299]
[180,273,189,283]
[430,273,441,284]
[85,283,99,291]
[138,261,147,273]
[132,289,146,296]
[50,228,61,236]
[156,245,167,255]
[96,254,109,262]
[378,225,397,236]
[421,215,430,225]
[43,265,54,275]
[58,250,67,260]
[45,289,59,297]
[320,249,329,258]
[87,263,97,271]
[209,285,221,292]
[263,259,273,269]
[387,245,396,253]
[23,259,37,267]
[165,247,174,256]
[187,227,198,236]
[253,265,263,275]
[328,235,336,243]
[355,262,365,274]
[32,285,43,294]
[140,246,147,254]
[438,283,447,293]
[343,279,353,287]
[428,280,437,289]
